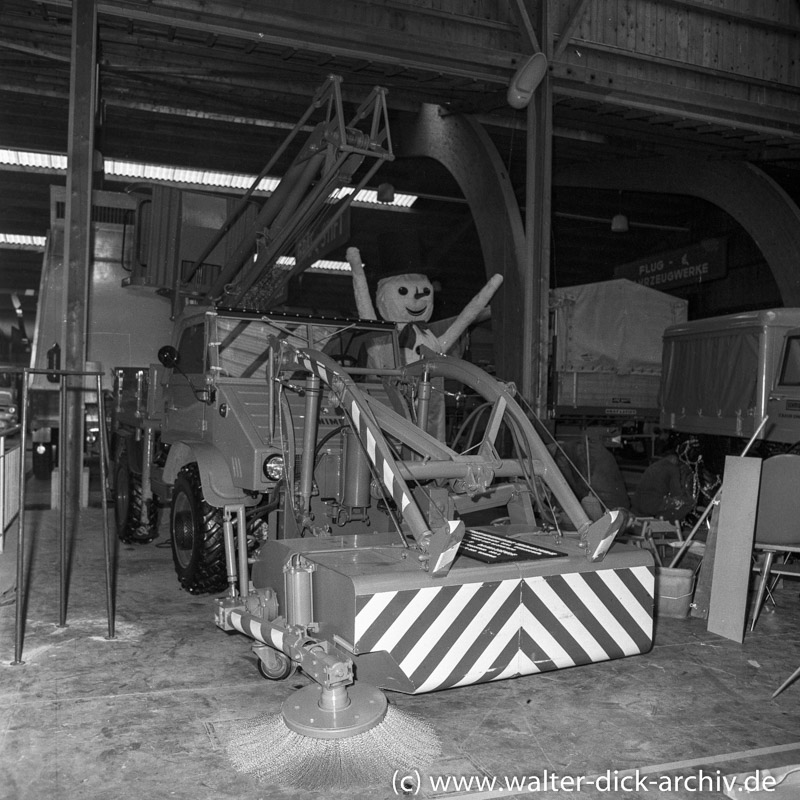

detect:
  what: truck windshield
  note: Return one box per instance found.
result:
[778,335,800,386]
[213,316,398,379]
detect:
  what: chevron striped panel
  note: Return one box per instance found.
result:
[353,565,654,694]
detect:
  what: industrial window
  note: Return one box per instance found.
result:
[778,336,800,386]
[177,324,206,374]
[213,316,399,379]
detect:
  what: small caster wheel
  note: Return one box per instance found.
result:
[257,650,295,681]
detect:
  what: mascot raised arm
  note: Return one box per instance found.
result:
[346,243,502,365]
[345,234,502,440]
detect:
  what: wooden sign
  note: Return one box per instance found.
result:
[614,238,727,290]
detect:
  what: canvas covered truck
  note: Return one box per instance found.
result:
[548,279,688,456]
[660,308,800,472]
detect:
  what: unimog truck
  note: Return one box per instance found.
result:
[32,78,652,711]
[115,306,409,592]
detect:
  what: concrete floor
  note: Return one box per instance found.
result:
[2,470,800,800]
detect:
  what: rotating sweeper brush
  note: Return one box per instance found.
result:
[218,562,441,789]
[224,680,439,789]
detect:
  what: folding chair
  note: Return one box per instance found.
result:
[749,454,800,631]
[620,517,684,566]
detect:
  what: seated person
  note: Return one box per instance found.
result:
[553,434,630,521]
[632,451,695,523]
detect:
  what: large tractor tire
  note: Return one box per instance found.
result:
[114,450,159,544]
[170,463,227,594]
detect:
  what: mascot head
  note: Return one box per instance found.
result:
[373,230,435,324]
[376,273,434,323]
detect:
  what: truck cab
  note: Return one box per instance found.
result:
[765,328,800,445]
[122,306,407,591]
[156,306,403,506]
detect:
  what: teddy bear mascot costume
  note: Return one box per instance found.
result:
[346,232,503,441]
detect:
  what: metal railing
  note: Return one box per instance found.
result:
[12,368,114,666]
[0,424,22,553]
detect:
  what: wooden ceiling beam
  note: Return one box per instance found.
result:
[507,0,541,53]
[0,36,71,62]
[566,37,800,95]
[42,0,521,84]
[657,0,800,36]
[552,0,590,62]
[67,18,499,112]
[552,105,759,157]
[554,75,800,143]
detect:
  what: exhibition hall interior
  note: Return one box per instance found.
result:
[1,2,800,799]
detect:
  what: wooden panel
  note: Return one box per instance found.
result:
[15,0,800,136]
[551,0,800,126]
[706,457,762,643]
[45,0,524,83]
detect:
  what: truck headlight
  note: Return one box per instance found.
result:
[263,455,285,481]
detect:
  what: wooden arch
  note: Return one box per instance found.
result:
[555,156,800,305]
[402,104,528,388]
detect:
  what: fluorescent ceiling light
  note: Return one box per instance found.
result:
[104,159,281,192]
[0,149,67,170]
[329,186,417,208]
[0,233,46,250]
[277,256,351,275]
[0,149,417,208]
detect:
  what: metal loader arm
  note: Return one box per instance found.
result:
[274,341,439,551]
[405,351,593,534]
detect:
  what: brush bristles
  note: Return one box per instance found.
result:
[224,704,440,790]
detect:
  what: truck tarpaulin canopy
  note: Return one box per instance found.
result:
[550,279,687,375]
[658,308,800,439]
[661,330,760,422]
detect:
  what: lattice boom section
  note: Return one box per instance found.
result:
[354,566,654,694]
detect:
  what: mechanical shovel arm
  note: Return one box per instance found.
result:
[405,352,627,563]
[277,339,463,575]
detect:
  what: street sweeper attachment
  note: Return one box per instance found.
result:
[224,682,439,789]
[214,326,653,788]
[218,553,441,788]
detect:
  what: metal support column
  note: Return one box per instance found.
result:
[96,375,115,640]
[12,372,29,665]
[58,374,68,627]
[62,0,97,600]
[523,3,553,416]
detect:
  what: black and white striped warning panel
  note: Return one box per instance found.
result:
[354,565,654,694]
